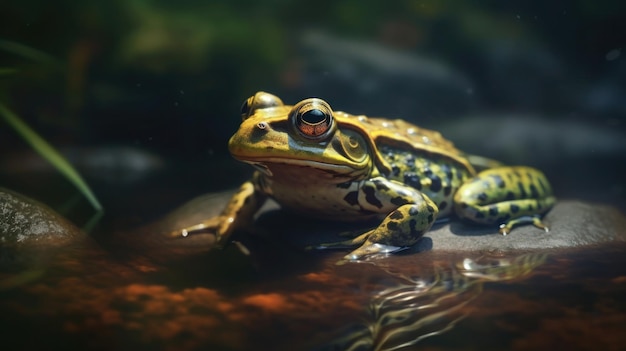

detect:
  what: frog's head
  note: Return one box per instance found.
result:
[228,92,374,180]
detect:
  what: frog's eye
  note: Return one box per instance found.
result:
[291,98,335,140]
[240,92,284,120]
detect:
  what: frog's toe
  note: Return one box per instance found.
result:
[309,231,371,251]
[532,216,550,232]
[498,215,549,236]
[338,240,406,265]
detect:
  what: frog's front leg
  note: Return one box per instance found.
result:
[317,177,439,263]
[171,172,267,247]
[453,166,556,235]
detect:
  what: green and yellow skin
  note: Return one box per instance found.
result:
[177,92,555,262]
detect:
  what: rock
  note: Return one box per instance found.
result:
[167,191,626,255]
[415,200,626,253]
[0,188,84,268]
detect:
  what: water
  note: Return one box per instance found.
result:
[1,216,625,351]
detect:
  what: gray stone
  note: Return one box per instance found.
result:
[416,200,626,252]
[0,188,84,268]
[165,191,626,254]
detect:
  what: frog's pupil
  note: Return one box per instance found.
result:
[301,109,326,125]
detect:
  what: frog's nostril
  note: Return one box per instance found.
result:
[257,122,268,130]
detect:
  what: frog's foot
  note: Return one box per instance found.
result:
[307,230,406,264]
[167,180,264,247]
[499,215,549,236]
[168,216,231,245]
[337,240,406,265]
[307,231,371,250]
[311,201,438,264]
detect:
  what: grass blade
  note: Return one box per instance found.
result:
[0,102,103,211]
[0,39,59,64]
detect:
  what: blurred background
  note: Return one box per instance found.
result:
[1,0,625,225]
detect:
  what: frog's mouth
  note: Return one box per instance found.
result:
[249,162,273,176]
[242,157,365,178]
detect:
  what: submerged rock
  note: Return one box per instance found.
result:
[0,188,84,269]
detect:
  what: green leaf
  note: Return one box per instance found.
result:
[0,67,19,76]
[0,102,103,211]
[0,39,59,64]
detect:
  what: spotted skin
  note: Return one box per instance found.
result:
[454,167,555,234]
[176,92,556,263]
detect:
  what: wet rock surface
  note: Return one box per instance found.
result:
[0,188,85,268]
[165,192,626,255]
[416,200,626,252]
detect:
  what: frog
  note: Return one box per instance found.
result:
[175,92,556,263]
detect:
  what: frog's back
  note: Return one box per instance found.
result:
[334,112,474,173]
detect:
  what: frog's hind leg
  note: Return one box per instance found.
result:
[340,201,439,263]
[454,166,556,235]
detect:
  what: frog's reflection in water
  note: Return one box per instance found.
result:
[321,252,547,351]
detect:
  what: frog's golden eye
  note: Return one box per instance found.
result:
[291,98,335,140]
[240,91,284,120]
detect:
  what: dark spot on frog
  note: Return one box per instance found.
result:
[426,205,435,213]
[409,219,418,234]
[344,191,359,206]
[391,165,401,177]
[427,214,434,223]
[391,196,408,206]
[459,202,468,209]
[423,167,432,176]
[337,182,351,189]
[488,205,499,216]
[475,211,486,219]
[538,178,548,193]
[510,204,520,213]
[443,186,452,197]
[363,186,383,208]
[518,182,527,198]
[506,191,515,200]
[457,170,465,180]
[373,179,390,191]
[403,172,421,190]
[429,175,442,192]
[387,221,399,231]
[441,164,453,181]
[390,211,404,220]
[477,192,488,202]
[530,184,539,198]
[439,201,448,211]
